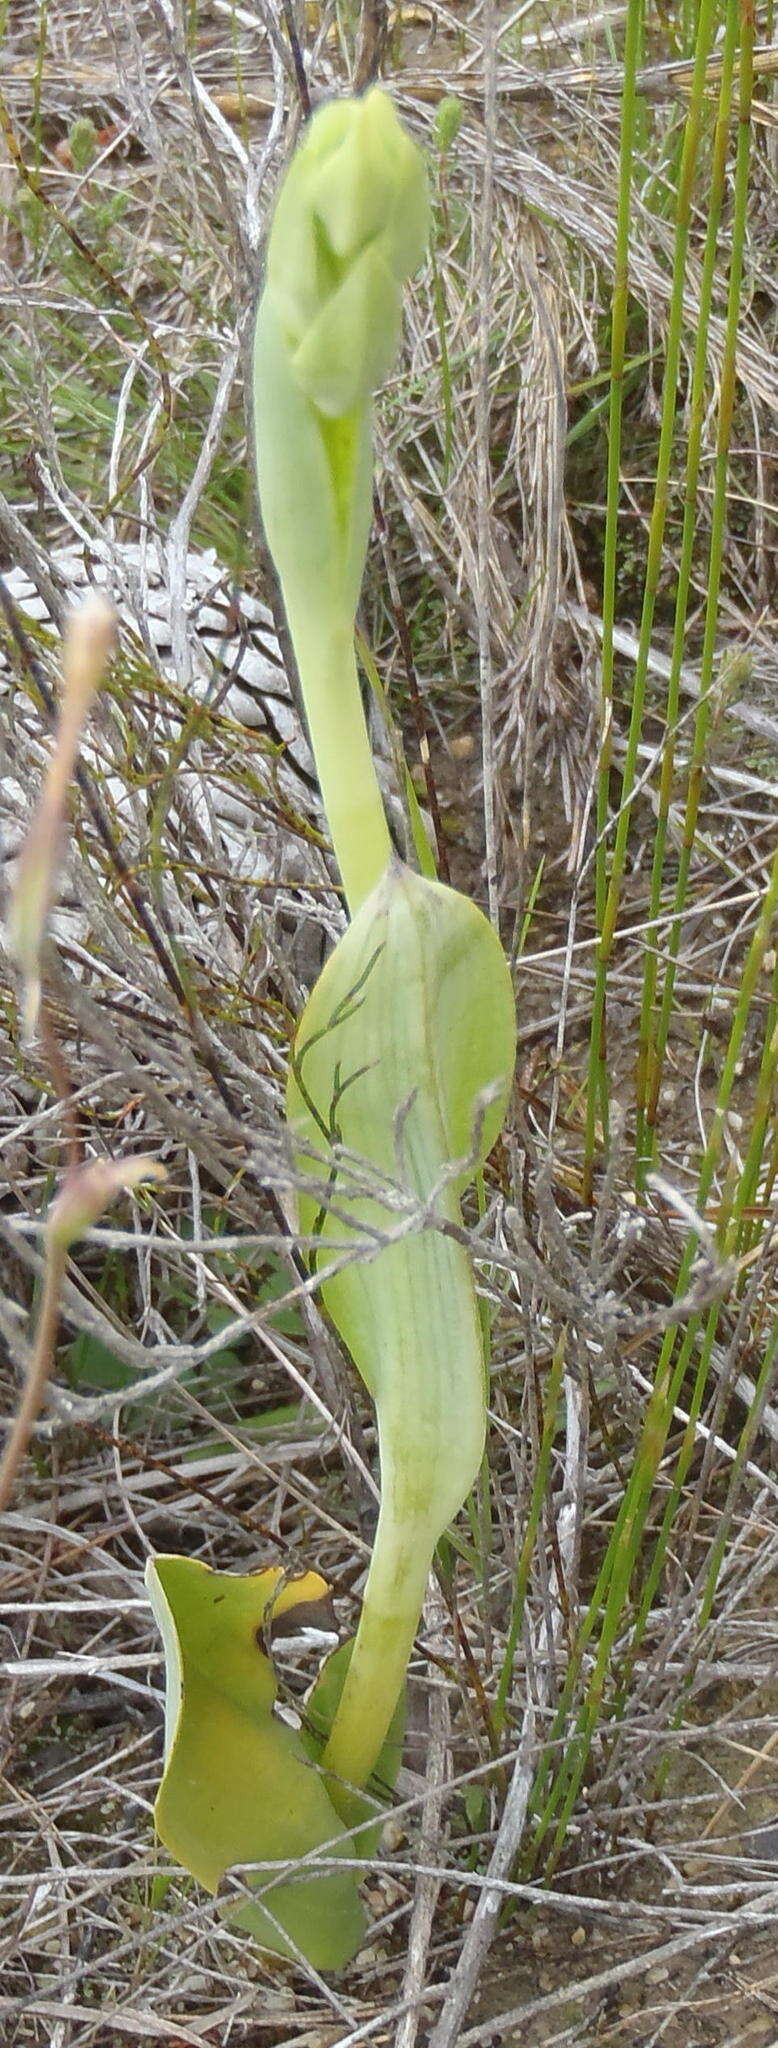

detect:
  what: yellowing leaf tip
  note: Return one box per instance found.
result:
[61,592,117,716]
[46,1156,166,1252]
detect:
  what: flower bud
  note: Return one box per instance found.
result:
[7,594,116,1038]
[266,88,429,417]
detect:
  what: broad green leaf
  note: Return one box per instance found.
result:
[287,857,515,1788]
[288,856,514,1411]
[65,1330,134,1393]
[180,1400,313,1462]
[145,1556,365,1970]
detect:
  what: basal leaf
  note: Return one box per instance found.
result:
[146,1556,365,1969]
[286,856,515,1788]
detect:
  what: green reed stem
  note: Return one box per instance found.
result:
[589,0,719,1196]
[700,1317,778,1627]
[531,826,778,1871]
[733,954,778,1275]
[645,3,755,1151]
[634,0,739,1184]
[583,0,642,1204]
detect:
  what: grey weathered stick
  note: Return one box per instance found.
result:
[0,1252,64,1512]
[429,1372,585,2048]
[396,1581,451,2048]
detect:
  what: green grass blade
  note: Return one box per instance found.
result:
[583,0,643,1202]
[645,2,756,1150]
[634,0,739,1183]
[587,0,720,1202]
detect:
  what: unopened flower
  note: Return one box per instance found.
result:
[7,593,116,1038]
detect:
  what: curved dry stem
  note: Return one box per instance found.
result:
[0,1245,65,1513]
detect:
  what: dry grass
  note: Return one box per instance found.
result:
[1,3,777,2044]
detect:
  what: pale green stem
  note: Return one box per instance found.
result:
[292,620,392,918]
[321,1218,487,1801]
[322,1500,430,1802]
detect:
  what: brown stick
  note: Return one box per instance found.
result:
[354,0,388,90]
[0,1246,66,1513]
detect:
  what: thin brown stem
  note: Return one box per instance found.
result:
[0,1247,65,1513]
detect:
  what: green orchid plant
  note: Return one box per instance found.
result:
[146,88,516,1968]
